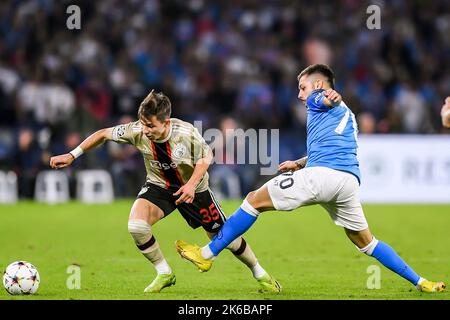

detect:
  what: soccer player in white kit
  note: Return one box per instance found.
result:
[176,64,446,293]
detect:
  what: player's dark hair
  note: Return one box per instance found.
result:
[297,64,335,89]
[138,90,171,122]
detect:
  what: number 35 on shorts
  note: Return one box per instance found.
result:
[200,203,220,223]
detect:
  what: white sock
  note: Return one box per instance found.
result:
[251,261,267,279]
[201,245,215,260]
[417,277,426,286]
[154,259,172,275]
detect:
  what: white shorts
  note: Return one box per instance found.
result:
[265,167,368,231]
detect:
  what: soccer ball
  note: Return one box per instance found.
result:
[3,261,40,295]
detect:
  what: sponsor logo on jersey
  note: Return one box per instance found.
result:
[149,160,178,170]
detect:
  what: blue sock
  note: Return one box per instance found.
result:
[371,241,421,285]
[209,206,257,256]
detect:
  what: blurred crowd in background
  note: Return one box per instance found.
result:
[0,0,449,199]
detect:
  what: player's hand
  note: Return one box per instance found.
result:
[49,153,74,169]
[324,89,342,105]
[174,183,196,205]
[279,160,300,172]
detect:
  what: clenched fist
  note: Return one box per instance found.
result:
[324,89,342,105]
[49,153,74,169]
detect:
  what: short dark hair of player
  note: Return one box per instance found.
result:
[297,64,335,89]
[138,90,172,122]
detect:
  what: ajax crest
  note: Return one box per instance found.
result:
[173,144,187,160]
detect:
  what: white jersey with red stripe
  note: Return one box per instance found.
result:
[111,118,211,192]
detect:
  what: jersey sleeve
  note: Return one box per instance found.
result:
[306,89,329,112]
[191,127,211,163]
[111,121,141,145]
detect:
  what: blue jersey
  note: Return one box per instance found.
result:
[305,89,361,183]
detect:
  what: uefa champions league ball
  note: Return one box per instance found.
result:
[3,261,40,295]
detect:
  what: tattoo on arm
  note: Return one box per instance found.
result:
[295,156,308,170]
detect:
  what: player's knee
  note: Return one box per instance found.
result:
[128,219,153,246]
[241,197,261,217]
[245,190,260,210]
[245,187,272,212]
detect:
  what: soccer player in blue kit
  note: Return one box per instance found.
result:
[176,64,446,293]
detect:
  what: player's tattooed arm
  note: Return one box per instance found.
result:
[295,156,308,169]
[323,89,342,106]
[278,156,308,172]
[49,128,113,169]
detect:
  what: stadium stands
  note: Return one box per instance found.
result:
[0,0,448,199]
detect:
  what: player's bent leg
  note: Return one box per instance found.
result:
[129,198,175,293]
[175,186,274,273]
[129,198,164,225]
[246,186,276,212]
[346,227,446,293]
[206,232,282,293]
[176,169,308,267]
[206,186,274,258]
[344,228,373,249]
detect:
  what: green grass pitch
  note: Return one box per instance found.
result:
[0,201,449,300]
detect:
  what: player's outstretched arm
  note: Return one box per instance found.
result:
[441,96,450,128]
[49,127,114,169]
[278,156,308,172]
